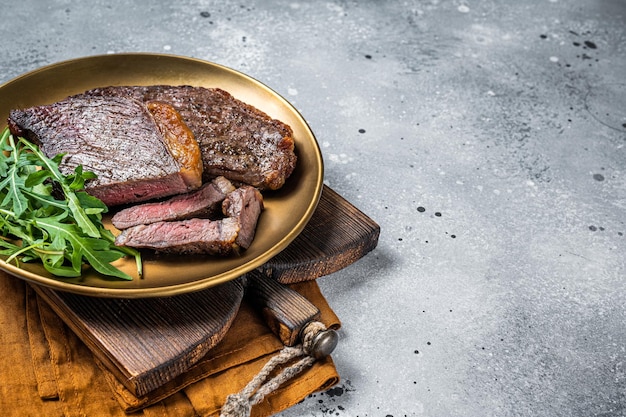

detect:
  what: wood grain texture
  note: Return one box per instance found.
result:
[33,278,245,397]
[263,185,380,283]
[30,186,380,397]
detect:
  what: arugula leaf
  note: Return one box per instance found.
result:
[0,127,142,280]
[0,157,28,217]
[35,218,130,280]
[19,139,102,239]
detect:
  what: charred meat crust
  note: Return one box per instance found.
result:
[146,101,203,190]
[80,85,297,190]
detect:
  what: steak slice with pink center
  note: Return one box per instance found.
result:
[111,176,235,230]
[114,184,264,255]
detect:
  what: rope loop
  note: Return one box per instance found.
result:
[219,321,328,417]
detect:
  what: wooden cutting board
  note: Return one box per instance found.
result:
[31,185,379,397]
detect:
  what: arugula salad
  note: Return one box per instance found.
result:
[0,127,142,280]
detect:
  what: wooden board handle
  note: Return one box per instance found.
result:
[245,270,320,346]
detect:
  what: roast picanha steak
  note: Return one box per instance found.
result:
[114,185,264,255]
[7,96,203,206]
[79,85,297,191]
[7,84,297,255]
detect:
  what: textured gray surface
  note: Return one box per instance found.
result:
[1,1,625,416]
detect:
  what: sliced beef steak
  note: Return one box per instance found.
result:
[111,176,235,229]
[115,183,264,255]
[8,96,203,206]
[114,217,241,256]
[81,85,297,190]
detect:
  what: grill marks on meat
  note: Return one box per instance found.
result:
[111,176,236,229]
[81,85,297,190]
[114,184,264,255]
[8,96,203,206]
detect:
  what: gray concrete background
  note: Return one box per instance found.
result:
[1,1,624,416]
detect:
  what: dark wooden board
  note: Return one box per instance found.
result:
[33,279,244,397]
[263,186,380,283]
[31,186,379,397]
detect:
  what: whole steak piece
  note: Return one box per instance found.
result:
[8,97,203,206]
[82,85,297,191]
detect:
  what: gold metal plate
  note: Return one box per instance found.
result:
[0,53,323,298]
